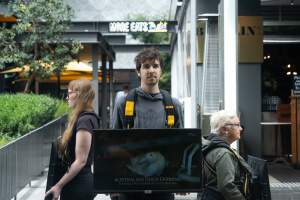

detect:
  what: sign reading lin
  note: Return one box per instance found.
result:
[109,21,168,33]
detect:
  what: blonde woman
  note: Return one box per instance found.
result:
[45,79,99,200]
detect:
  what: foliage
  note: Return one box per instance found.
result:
[0,135,10,147]
[54,99,70,118]
[127,14,172,91]
[0,93,69,146]
[160,53,171,91]
[127,14,170,44]
[0,0,81,92]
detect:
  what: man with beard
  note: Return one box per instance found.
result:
[111,47,183,200]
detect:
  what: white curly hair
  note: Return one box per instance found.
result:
[210,110,238,134]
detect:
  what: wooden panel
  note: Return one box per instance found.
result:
[291,95,300,167]
[291,97,297,165]
[297,98,300,167]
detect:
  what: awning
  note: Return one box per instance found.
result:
[0,61,109,82]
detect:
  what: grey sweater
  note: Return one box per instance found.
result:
[112,87,183,129]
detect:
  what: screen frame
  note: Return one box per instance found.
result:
[93,128,202,194]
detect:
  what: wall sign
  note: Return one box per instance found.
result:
[294,76,300,95]
[109,21,171,33]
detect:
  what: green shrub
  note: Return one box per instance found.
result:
[0,135,10,147]
[0,93,69,147]
[54,100,70,118]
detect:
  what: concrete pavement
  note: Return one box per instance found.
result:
[14,163,300,200]
[14,169,198,200]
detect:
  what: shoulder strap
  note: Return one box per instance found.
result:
[123,89,179,129]
[202,143,253,192]
[124,89,137,129]
[160,89,178,128]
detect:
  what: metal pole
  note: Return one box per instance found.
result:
[101,54,107,128]
[109,60,114,126]
[92,44,99,115]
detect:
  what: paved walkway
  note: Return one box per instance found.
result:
[14,163,300,200]
[14,169,197,200]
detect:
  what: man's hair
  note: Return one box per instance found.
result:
[134,47,164,72]
[210,110,237,134]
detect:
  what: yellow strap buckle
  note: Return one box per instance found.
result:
[125,101,134,116]
[167,115,175,127]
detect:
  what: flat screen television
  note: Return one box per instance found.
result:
[93,128,202,193]
[247,155,272,200]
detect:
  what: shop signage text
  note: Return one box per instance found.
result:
[109,21,168,33]
[239,26,261,36]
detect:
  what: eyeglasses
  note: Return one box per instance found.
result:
[66,91,77,98]
[141,63,160,69]
[225,123,243,129]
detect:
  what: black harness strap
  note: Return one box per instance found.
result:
[123,89,178,129]
[160,89,178,128]
[124,89,137,129]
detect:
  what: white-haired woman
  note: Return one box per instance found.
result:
[201,110,253,200]
[45,79,99,200]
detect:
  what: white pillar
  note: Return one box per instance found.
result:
[220,0,238,149]
[223,0,238,114]
[190,0,198,128]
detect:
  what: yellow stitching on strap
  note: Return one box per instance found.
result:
[125,101,134,116]
[165,105,174,109]
[167,115,175,127]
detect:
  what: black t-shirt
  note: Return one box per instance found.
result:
[67,112,99,169]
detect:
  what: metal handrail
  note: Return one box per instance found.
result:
[0,115,67,200]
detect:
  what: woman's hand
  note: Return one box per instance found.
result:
[45,185,62,200]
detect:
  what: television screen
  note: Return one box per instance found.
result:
[247,155,271,200]
[93,128,202,193]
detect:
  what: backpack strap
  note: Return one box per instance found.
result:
[160,89,178,128]
[124,89,137,129]
[123,89,178,129]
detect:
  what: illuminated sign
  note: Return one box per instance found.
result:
[109,21,169,33]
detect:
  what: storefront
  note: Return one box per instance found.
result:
[170,0,300,159]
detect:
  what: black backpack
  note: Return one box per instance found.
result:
[123,88,179,128]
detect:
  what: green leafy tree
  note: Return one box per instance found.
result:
[128,14,170,44]
[0,0,81,93]
[127,14,172,91]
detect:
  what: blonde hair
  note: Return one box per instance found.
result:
[59,79,95,155]
[210,110,237,134]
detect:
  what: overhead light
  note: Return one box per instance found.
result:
[287,64,291,68]
[267,55,271,59]
[293,72,298,75]
[287,71,291,75]
[291,0,294,6]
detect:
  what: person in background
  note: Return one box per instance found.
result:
[114,84,129,106]
[201,110,253,200]
[111,47,183,200]
[45,79,99,200]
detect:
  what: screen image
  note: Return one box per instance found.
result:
[93,128,202,193]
